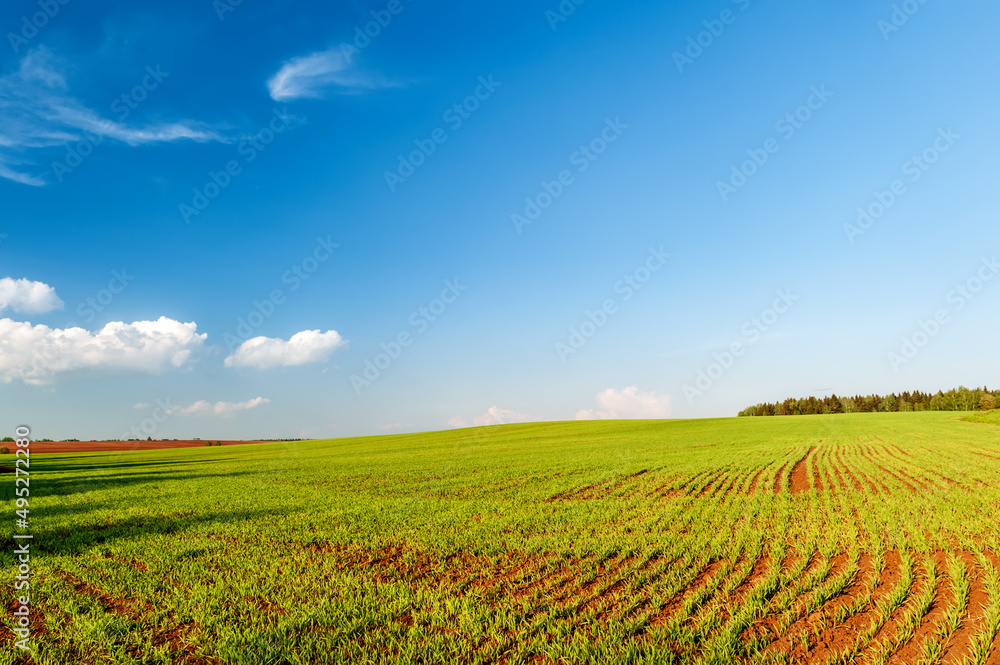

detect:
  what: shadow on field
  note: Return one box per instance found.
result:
[0,455,285,556]
[30,455,246,473]
[23,468,261,500]
[27,506,292,556]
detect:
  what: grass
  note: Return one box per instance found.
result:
[1,411,1000,664]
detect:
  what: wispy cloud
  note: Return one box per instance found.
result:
[267,46,401,101]
[0,47,225,186]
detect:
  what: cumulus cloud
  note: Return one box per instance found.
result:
[224,330,346,369]
[378,423,403,431]
[0,316,206,384]
[447,416,468,429]
[0,277,63,313]
[174,397,269,418]
[575,387,672,420]
[0,47,225,185]
[267,46,400,101]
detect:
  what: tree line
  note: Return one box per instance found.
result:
[738,386,998,417]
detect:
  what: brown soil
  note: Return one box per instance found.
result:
[53,569,212,663]
[837,449,864,491]
[21,439,278,454]
[747,467,767,495]
[887,552,950,665]
[810,448,824,492]
[790,447,815,495]
[643,559,727,631]
[827,450,849,493]
[941,551,991,664]
[804,549,903,663]
[773,463,789,494]
[876,464,919,493]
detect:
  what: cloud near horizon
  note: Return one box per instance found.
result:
[224,330,346,369]
[267,46,400,101]
[0,47,225,186]
[174,397,270,418]
[0,277,64,314]
[575,387,672,420]
[449,406,531,428]
[0,316,207,384]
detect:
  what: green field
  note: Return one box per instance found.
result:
[3,412,1000,664]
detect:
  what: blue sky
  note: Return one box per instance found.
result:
[1,0,998,440]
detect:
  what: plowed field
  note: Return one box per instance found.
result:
[2,411,999,664]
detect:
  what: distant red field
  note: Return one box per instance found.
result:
[18,439,278,454]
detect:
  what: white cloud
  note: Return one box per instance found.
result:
[267,46,400,101]
[473,406,530,427]
[224,330,346,369]
[448,407,531,428]
[0,277,63,313]
[0,316,206,384]
[174,397,269,418]
[0,47,225,186]
[575,387,672,420]
[378,423,403,431]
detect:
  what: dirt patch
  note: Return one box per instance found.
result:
[53,569,211,662]
[548,470,651,502]
[875,464,917,493]
[790,447,815,495]
[827,451,848,493]
[805,549,903,663]
[643,558,726,632]
[773,463,789,494]
[26,439,278,454]
[836,449,864,491]
[940,551,990,664]
[747,467,767,495]
[887,552,951,665]
[810,448,824,492]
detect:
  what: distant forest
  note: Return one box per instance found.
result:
[738,386,998,417]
